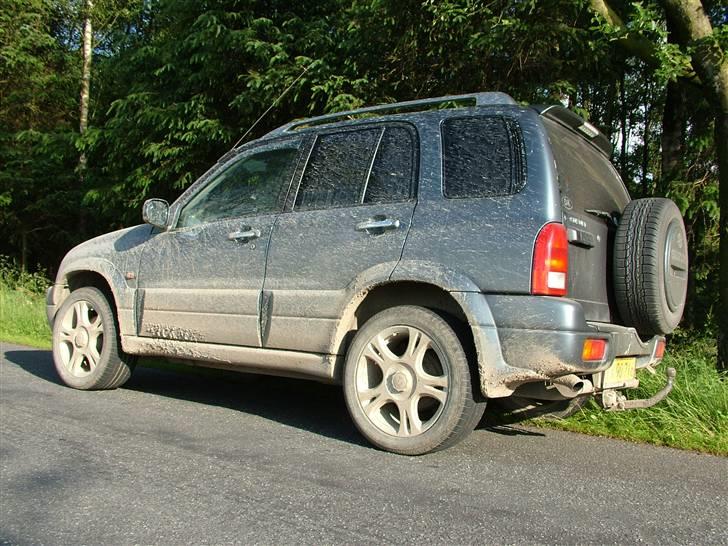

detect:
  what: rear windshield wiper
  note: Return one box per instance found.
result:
[585,209,619,226]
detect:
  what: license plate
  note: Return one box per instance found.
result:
[602,357,637,388]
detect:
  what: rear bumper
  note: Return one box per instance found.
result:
[482,295,665,395]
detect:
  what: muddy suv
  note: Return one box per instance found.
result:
[46,92,688,455]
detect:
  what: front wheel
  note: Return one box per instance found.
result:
[343,306,486,455]
[52,287,135,390]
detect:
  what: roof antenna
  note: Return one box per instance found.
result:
[230,62,312,150]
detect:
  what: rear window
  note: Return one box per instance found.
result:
[543,119,630,212]
[442,116,526,199]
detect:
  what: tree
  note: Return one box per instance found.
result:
[590,0,727,368]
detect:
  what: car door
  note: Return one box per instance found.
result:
[262,123,418,353]
[136,137,305,347]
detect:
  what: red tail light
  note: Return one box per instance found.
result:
[532,222,568,296]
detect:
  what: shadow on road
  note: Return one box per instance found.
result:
[4,349,61,384]
[4,347,544,444]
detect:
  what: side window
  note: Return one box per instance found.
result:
[295,128,380,211]
[178,144,299,228]
[442,116,526,199]
[365,126,416,204]
[294,125,417,211]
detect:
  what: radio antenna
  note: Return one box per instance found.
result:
[231,63,312,150]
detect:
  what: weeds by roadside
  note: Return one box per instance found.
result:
[0,257,51,348]
[529,338,727,456]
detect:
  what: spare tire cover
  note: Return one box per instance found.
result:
[613,198,688,336]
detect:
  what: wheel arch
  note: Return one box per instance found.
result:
[53,258,132,335]
[330,280,477,367]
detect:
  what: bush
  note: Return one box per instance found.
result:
[0,256,51,347]
[0,255,51,294]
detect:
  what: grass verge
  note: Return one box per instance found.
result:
[1,274,725,455]
[0,285,51,349]
[528,339,727,456]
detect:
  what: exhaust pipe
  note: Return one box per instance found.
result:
[552,374,593,398]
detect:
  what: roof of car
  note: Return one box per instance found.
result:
[263,92,518,138]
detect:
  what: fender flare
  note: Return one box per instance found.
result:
[55,257,135,336]
[329,260,534,397]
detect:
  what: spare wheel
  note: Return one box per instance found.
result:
[613,198,688,336]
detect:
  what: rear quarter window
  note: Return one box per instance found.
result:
[442,116,526,199]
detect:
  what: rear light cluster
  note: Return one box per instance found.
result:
[531,222,568,296]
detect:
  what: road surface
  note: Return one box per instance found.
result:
[1,343,726,544]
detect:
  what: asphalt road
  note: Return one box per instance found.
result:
[1,343,726,545]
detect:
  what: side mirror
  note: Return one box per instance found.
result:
[142,199,169,229]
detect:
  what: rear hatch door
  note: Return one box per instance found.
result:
[541,112,630,322]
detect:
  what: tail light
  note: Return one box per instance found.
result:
[531,222,569,296]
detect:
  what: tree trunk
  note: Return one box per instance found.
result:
[619,68,628,182]
[642,98,653,190]
[717,110,728,371]
[20,230,27,273]
[659,83,687,196]
[78,0,92,238]
[79,0,92,139]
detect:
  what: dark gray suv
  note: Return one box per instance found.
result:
[46,92,688,454]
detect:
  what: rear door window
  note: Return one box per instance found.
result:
[294,124,417,211]
[364,126,417,203]
[442,116,526,198]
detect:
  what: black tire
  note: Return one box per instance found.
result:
[343,306,486,455]
[613,198,688,336]
[52,287,135,390]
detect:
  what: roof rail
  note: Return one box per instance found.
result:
[265,92,517,137]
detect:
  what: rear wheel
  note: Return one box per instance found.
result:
[343,306,485,455]
[52,287,135,390]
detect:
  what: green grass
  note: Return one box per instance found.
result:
[0,263,725,455]
[0,284,51,349]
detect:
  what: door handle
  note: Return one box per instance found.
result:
[356,217,401,234]
[228,228,261,242]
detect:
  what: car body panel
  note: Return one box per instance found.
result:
[135,214,276,346]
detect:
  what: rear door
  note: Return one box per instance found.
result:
[262,123,418,354]
[543,118,630,322]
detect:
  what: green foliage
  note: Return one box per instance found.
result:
[0,285,51,348]
[0,256,51,347]
[0,255,51,294]
[0,0,723,352]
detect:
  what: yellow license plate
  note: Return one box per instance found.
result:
[603,357,637,388]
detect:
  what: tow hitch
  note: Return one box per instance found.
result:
[600,367,676,411]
